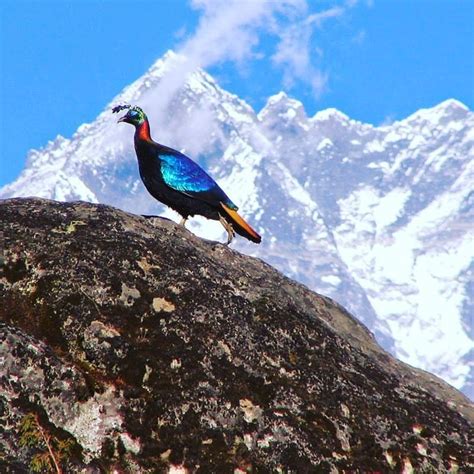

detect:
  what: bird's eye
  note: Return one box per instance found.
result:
[129,110,138,117]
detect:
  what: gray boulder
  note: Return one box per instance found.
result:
[1,198,472,472]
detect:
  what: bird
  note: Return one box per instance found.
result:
[113,104,261,245]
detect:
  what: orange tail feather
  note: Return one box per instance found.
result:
[220,203,261,243]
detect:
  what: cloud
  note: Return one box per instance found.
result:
[380,114,396,126]
[307,5,346,26]
[271,4,351,97]
[271,23,332,97]
[144,0,357,105]
[351,30,366,45]
[186,1,353,98]
[183,0,293,68]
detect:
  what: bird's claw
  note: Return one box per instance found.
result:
[219,214,235,245]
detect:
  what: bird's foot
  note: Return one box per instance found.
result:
[219,215,235,246]
[179,217,188,227]
[225,228,235,246]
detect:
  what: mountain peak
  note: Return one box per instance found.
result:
[258,92,306,122]
[147,49,184,78]
[267,91,305,108]
[311,108,350,123]
[403,98,470,125]
[435,98,469,112]
[161,49,178,61]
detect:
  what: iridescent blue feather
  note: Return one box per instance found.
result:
[160,153,215,192]
[159,152,237,209]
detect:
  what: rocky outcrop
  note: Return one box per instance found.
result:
[1,197,472,472]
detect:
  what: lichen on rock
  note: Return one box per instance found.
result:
[1,198,472,472]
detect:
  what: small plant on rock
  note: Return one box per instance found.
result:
[19,413,75,474]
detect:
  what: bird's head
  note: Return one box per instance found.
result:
[113,105,147,127]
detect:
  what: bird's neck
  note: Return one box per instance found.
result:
[135,119,152,142]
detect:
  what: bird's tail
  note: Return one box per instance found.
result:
[220,203,261,244]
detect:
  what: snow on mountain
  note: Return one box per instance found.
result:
[2,51,473,397]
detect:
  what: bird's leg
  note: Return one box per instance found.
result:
[219,215,235,245]
[179,216,188,227]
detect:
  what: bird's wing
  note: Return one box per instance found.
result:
[159,150,238,210]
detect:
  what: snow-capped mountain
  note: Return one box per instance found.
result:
[2,51,473,398]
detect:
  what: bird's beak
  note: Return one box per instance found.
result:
[117,115,128,123]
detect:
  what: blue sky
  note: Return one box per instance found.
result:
[1,0,473,188]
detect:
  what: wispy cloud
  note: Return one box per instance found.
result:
[146,0,357,104]
[351,30,366,45]
[182,0,295,68]
[271,4,353,97]
[379,114,396,127]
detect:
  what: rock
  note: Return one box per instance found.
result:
[0,197,472,472]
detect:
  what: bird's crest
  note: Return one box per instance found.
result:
[112,104,145,118]
[112,104,145,116]
[112,104,131,114]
